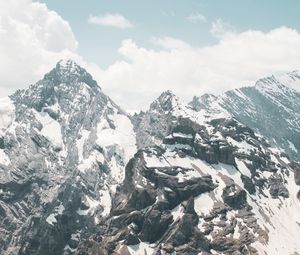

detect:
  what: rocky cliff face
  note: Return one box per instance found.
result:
[190,71,300,161]
[0,62,300,255]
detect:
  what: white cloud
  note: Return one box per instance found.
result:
[210,18,234,37]
[88,13,133,28]
[0,0,77,94]
[187,13,206,23]
[99,27,300,110]
[1,1,300,113]
[151,36,191,50]
[0,0,103,97]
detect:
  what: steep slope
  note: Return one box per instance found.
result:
[190,71,300,161]
[77,92,300,255]
[0,60,136,255]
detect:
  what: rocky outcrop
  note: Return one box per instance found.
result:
[268,173,289,198]
[222,184,247,209]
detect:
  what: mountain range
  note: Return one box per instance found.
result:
[0,60,299,255]
[190,71,300,161]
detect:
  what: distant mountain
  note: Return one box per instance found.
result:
[0,61,299,255]
[190,71,300,161]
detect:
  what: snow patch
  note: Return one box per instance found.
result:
[78,151,104,173]
[46,213,57,225]
[194,193,215,216]
[227,137,255,154]
[127,242,154,255]
[0,149,10,166]
[35,110,63,146]
[236,160,252,178]
[97,112,136,182]
[77,129,90,162]
[100,188,112,217]
[171,204,184,221]
[287,140,297,153]
[46,204,65,225]
[0,97,15,135]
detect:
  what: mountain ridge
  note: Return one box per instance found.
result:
[190,71,300,161]
[0,60,299,255]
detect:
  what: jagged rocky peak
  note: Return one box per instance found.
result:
[10,59,101,112]
[46,59,99,89]
[0,60,137,255]
[149,90,183,113]
[133,90,193,149]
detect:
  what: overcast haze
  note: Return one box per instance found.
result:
[1,0,300,110]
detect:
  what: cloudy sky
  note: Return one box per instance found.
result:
[1,0,300,110]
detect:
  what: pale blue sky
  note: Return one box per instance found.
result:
[35,0,300,68]
[2,0,300,110]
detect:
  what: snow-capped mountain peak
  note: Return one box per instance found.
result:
[10,59,102,114]
[0,60,137,255]
[50,59,99,89]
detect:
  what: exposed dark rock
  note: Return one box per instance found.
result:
[218,143,236,165]
[222,184,247,209]
[31,133,50,148]
[165,214,196,246]
[194,142,218,164]
[139,209,173,243]
[210,235,235,252]
[124,233,140,246]
[290,162,300,186]
[0,136,4,149]
[268,173,289,198]
[241,175,256,194]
